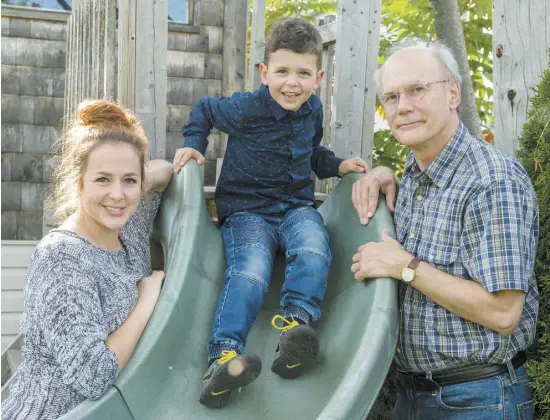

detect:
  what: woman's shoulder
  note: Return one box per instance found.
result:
[33,230,93,264]
[22,232,103,324]
[27,231,101,286]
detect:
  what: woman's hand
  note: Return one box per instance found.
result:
[137,270,165,305]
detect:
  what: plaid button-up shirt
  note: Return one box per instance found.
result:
[394,122,539,373]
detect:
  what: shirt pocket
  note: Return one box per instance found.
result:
[415,242,460,269]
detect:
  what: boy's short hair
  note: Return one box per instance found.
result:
[264,18,323,70]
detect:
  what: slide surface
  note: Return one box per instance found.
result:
[59,161,398,420]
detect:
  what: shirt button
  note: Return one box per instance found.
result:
[416,195,423,201]
[409,233,415,239]
[396,348,401,353]
[428,254,434,261]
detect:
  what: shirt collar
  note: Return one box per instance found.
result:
[259,84,313,120]
[403,121,473,188]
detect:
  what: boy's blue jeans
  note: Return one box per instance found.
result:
[208,207,331,361]
[394,365,534,419]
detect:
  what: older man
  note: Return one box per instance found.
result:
[351,40,539,419]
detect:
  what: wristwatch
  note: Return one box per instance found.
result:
[401,257,421,283]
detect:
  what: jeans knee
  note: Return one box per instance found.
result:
[287,247,331,265]
[230,248,273,290]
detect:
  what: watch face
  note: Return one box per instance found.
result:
[402,268,414,283]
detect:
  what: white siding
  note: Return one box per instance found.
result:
[1,240,37,351]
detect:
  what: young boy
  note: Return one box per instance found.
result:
[173,18,367,408]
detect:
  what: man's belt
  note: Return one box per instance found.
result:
[397,351,527,390]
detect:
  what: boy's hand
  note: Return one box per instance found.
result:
[339,157,368,176]
[173,147,205,174]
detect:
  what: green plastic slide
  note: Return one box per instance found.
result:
[59,161,398,420]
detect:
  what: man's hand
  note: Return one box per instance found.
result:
[351,232,411,281]
[173,147,205,174]
[352,166,398,225]
[338,157,368,176]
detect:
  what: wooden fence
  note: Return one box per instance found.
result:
[64,0,168,158]
[64,0,117,127]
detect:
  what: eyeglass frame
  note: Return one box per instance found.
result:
[378,80,450,107]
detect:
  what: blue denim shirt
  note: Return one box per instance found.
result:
[183,84,344,224]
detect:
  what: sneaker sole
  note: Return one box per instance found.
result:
[200,354,262,408]
[271,325,319,379]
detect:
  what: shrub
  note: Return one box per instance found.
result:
[517,59,550,420]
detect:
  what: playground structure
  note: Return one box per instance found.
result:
[1,0,549,418]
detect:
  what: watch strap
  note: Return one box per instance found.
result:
[407,257,421,270]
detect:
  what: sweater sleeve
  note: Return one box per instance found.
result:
[40,262,119,400]
[122,191,162,242]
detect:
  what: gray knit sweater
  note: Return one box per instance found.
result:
[2,193,161,420]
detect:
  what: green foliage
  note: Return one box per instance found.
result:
[373,130,410,175]
[517,61,550,420]
[264,0,337,32]
[247,0,337,51]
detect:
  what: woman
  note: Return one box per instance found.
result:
[3,100,173,420]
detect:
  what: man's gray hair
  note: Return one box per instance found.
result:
[373,38,462,93]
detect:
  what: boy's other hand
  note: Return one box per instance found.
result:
[338,157,368,176]
[173,147,205,173]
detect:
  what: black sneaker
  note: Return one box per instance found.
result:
[270,315,319,379]
[199,350,262,408]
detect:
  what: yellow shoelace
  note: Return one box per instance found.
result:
[271,314,299,332]
[218,350,238,365]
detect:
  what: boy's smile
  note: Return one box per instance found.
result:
[260,49,324,112]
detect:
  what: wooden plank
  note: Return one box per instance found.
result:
[0,5,70,22]
[85,0,93,99]
[317,20,337,46]
[1,291,24,313]
[492,0,550,156]
[134,0,168,159]
[1,240,39,246]
[1,242,37,268]
[1,313,21,336]
[246,0,266,92]
[1,268,28,291]
[1,336,19,360]
[117,0,136,110]
[91,0,100,98]
[75,4,83,111]
[222,0,248,159]
[7,349,22,375]
[316,17,337,194]
[167,22,200,33]
[103,0,118,100]
[63,12,74,127]
[331,0,381,164]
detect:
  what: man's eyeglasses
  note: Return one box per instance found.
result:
[379,80,449,106]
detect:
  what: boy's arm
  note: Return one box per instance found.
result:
[182,94,246,155]
[311,108,344,180]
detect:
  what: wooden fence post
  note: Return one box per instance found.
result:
[246,0,266,92]
[222,0,248,156]
[331,0,381,165]
[493,0,550,156]
[135,0,168,159]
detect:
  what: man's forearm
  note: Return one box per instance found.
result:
[411,262,525,336]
